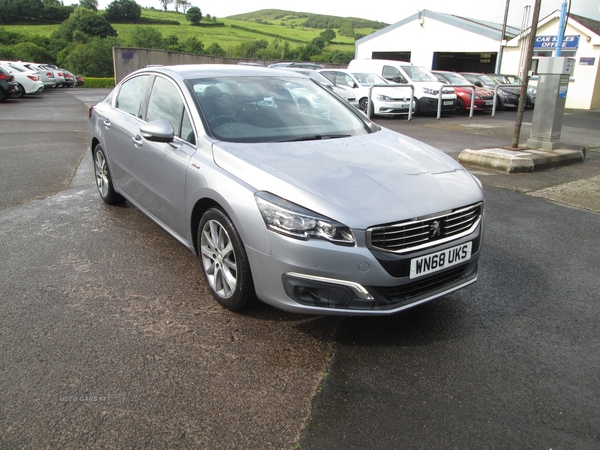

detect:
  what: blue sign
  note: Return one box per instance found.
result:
[579,57,595,66]
[534,35,580,49]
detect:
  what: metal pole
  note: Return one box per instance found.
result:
[555,1,568,56]
[496,0,511,73]
[511,0,542,149]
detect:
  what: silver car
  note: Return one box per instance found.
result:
[89,64,484,315]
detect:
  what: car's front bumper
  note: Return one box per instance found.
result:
[246,221,483,315]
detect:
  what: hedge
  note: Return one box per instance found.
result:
[81,78,115,88]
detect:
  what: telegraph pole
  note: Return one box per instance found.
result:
[512,0,542,149]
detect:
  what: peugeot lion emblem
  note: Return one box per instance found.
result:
[430,220,441,238]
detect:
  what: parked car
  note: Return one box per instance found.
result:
[347,59,456,115]
[267,62,325,70]
[88,64,484,315]
[275,67,359,109]
[460,72,520,109]
[487,73,536,107]
[432,71,494,112]
[19,62,57,88]
[0,62,44,98]
[62,70,76,87]
[0,65,17,102]
[43,64,67,87]
[76,75,85,86]
[320,69,414,116]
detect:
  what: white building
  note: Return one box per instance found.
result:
[502,11,600,109]
[355,9,600,109]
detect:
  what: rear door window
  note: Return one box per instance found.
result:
[115,75,150,118]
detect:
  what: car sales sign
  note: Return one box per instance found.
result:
[534,35,580,49]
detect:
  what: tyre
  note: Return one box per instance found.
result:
[456,98,465,113]
[10,83,24,99]
[198,208,256,311]
[0,90,6,102]
[93,144,124,205]
[413,97,420,116]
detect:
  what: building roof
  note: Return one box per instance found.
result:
[569,13,600,36]
[356,10,521,46]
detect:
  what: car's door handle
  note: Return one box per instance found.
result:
[103,119,110,128]
[132,135,143,146]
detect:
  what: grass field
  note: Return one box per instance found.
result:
[3,8,379,55]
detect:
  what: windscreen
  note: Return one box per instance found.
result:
[187,76,373,143]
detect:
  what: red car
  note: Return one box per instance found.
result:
[433,71,494,112]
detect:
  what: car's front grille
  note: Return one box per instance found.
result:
[367,202,482,254]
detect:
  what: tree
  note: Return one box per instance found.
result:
[105,0,142,22]
[128,25,164,49]
[205,42,226,57]
[79,0,98,10]
[186,6,201,25]
[181,36,203,54]
[52,8,117,41]
[320,28,336,43]
[158,0,172,12]
[58,36,120,77]
[174,0,189,13]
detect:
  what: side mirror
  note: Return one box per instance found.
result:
[474,81,483,88]
[140,119,175,143]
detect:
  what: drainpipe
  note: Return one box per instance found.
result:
[555,1,568,56]
[496,0,511,73]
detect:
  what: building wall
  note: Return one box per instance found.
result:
[501,18,600,109]
[112,48,346,84]
[356,17,501,67]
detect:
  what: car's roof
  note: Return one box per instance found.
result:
[132,64,308,80]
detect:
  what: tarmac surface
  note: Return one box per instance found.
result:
[1,89,599,449]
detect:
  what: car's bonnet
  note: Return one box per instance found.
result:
[212,128,483,228]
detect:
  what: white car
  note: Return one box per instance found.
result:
[275,67,359,109]
[347,60,457,115]
[21,62,57,88]
[320,69,413,116]
[0,62,44,98]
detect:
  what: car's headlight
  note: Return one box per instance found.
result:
[422,87,439,95]
[255,192,355,245]
[528,87,537,94]
[376,94,394,102]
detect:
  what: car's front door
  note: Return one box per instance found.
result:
[130,75,197,240]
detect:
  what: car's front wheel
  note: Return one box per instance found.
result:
[10,83,24,99]
[93,144,124,205]
[198,208,256,311]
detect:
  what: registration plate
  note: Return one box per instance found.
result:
[410,242,472,279]
[443,100,454,105]
[485,101,493,105]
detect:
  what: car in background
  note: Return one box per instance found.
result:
[320,69,414,116]
[0,65,17,102]
[267,62,325,70]
[275,67,359,109]
[76,75,85,86]
[460,72,520,109]
[487,73,536,107]
[432,71,494,113]
[0,62,44,98]
[19,62,57,88]
[88,64,484,316]
[347,59,456,115]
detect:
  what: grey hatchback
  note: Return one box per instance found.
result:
[89,64,484,315]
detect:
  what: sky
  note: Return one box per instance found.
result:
[95,0,600,26]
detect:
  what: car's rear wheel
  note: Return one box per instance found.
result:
[198,208,256,311]
[93,144,124,205]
